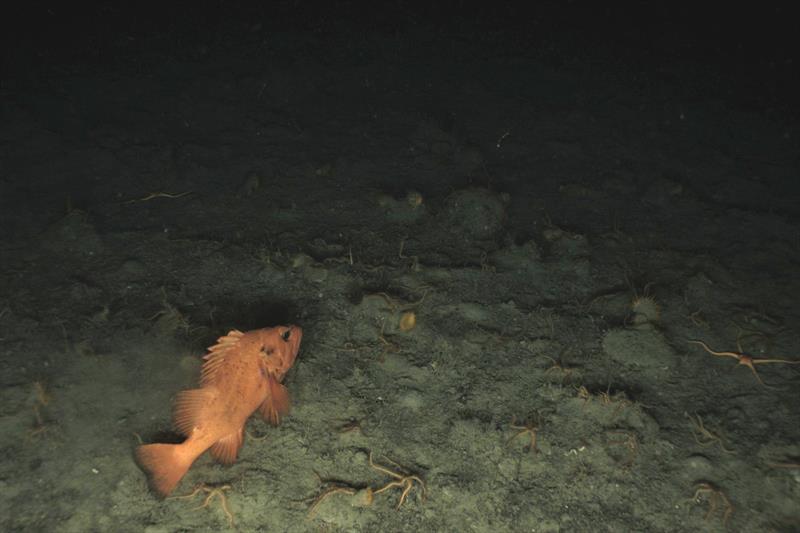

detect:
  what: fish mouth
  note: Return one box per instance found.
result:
[265,325,302,379]
[286,324,303,351]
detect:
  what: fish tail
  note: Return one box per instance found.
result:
[135,442,195,497]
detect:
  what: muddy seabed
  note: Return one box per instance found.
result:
[1,8,799,533]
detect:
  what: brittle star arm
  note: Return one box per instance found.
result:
[688,339,800,385]
[368,452,426,508]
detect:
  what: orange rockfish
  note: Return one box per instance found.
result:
[136,325,303,497]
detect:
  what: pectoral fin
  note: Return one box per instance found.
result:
[259,376,290,426]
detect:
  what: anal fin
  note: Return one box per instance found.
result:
[209,427,244,465]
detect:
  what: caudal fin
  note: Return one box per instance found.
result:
[135,443,194,497]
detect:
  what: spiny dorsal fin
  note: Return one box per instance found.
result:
[200,329,244,386]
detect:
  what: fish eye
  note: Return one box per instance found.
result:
[281,328,291,341]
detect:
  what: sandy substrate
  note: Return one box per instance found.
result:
[1,7,799,533]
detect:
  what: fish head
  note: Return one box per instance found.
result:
[256,324,303,381]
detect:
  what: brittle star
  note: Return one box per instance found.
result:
[690,482,733,527]
[688,339,800,386]
[170,483,234,527]
[124,191,192,204]
[306,477,361,519]
[369,452,426,509]
[507,414,541,454]
[306,452,425,517]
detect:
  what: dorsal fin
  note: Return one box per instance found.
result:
[200,329,244,386]
[172,388,216,435]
